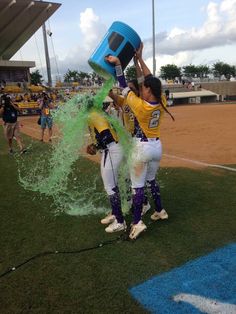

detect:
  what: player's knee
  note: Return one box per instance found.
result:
[105,185,119,196]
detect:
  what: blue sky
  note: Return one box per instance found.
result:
[13,0,236,82]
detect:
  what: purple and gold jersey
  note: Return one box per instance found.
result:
[115,95,135,135]
[124,92,167,138]
[88,110,118,144]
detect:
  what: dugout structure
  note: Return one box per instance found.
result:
[0,0,61,85]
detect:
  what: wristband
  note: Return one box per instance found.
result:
[115,64,123,77]
[117,75,127,89]
[122,87,131,97]
[137,76,144,84]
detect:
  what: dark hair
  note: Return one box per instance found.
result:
[102,102,110,111]
[128,79,139,91]
[128,79,140,96]
[1,94,11,107]
[144,76,175,121]
[144,76,162,103]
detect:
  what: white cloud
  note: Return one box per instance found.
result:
[62,0,236,75]
[145,51,194,75]
[149,0,236,55]
[79,8,106,51]
[167,27,187,40]
[220,0,236,16]
[15,0,236,81]
[49,8,107,80]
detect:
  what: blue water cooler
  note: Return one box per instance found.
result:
[88,21,141,79]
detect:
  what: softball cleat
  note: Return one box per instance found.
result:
[105,219,127,233]
[151,209,168,221]
[129,220,147,240]
[141,202,151,216]
[101,213,115,225]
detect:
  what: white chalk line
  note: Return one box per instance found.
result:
[18,126,236,173]
[163,153,236,172]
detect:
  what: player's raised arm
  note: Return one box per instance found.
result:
[135,42,152,78]
[104,55,127,89]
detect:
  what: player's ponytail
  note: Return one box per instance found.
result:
[144,76,175,121]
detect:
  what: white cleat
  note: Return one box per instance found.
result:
[129,220,147,240]
[151,209,168,221]
[105,219,127,233]
[141,202,151,216]
[101,213,115,225]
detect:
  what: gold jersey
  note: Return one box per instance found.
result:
[88,110,118,144]
[115,95,135,135]
[125,92,167,138]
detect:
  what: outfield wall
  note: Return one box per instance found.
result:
[201,81,236,100]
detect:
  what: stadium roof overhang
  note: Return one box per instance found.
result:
[0,0,61,61]
[172,90,218,99]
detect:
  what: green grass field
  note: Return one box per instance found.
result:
[0,132,236,313]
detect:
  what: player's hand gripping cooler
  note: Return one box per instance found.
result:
[88,21,141,79]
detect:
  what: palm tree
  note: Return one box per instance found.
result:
[64,69,79,82]
[30,70,43,85]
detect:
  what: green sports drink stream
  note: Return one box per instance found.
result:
[18,78,133,216]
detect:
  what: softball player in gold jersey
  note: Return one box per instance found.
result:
[87,110,126,233]
[106,44,172,239]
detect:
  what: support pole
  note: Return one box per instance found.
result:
[152,0,156,76]
[42,22,52,87]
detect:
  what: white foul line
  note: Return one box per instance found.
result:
[163,153,236,172]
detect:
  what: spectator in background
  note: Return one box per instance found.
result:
[0,94,27,154]
[1,80,6,92]
[38,93,54,142]
[164,89,173,107]
[165,89,170,100]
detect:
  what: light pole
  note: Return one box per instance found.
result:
[40,0,52,87]
[152,0,156,76]
[42,22,52,87]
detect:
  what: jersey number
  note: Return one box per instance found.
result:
[149,110,161,128]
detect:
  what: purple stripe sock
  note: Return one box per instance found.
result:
[132,187,144,224]
[147,180,162,212]
[109,187,124,223]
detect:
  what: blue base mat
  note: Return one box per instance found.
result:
[130,243,236,314]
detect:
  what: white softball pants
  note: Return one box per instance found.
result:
[130,138,162,188]
[100,142,123,195]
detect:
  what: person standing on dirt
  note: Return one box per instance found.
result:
[39,92,54,142]
[0,94,27,154]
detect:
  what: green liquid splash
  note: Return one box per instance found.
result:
[18,77,134,216]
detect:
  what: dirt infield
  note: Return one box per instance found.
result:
[160,103,236,168]
[16,103,236,169]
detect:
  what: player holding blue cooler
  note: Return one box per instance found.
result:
[106,43,173,239]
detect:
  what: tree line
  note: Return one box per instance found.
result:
[30,69,105,86]
[30,61,236,86]
[125,61,236,82]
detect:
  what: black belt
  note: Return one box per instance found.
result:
[139,137,159,142]
[103,141,118,167]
